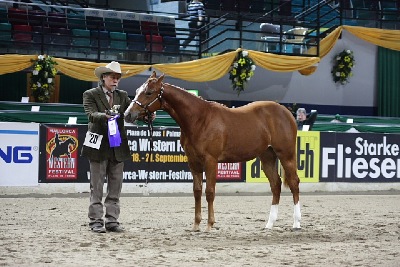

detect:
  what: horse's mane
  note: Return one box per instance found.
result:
[163,82,229,109]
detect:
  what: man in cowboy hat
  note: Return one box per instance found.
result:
[81,61,133,233]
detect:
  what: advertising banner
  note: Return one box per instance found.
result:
[124,127,242,182]
[216,163,242,181]
[45,126,79,180]
[39,124,89,183]
[123,127,192,182]
[37,125,400,184]
[124,127,244,182]
[39,125,243,183]
[320,132,400,182]
[245,131,320,183]
[0,122,39,186]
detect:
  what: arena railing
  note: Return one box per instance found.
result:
[2,100,400,133]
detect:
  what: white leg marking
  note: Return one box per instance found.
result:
[293,202,301,229]
[265,204,279,229]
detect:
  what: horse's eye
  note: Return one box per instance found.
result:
[145,91,152,96]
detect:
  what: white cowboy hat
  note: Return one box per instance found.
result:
[94,61,125,79]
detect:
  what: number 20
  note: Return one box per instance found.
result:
[90,134,98,144]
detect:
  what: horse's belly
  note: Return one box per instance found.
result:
[218,143,269,163]
[218,154,256,163]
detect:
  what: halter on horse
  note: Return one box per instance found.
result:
[125,72,301,231]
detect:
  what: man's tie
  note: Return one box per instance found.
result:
[106,91,113,107]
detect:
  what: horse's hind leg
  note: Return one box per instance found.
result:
[277,150,301,230]
[259,148,281,229]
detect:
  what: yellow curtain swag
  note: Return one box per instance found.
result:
[0,26,398,81]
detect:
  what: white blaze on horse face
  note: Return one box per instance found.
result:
[265,204,279,229]
[125,83,147,122]
[124,101,137,123]
[293,202,301,229]
[134,82,148,101]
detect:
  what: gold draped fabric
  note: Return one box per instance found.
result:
[249,50,320,72]
[54,58,151,81]
[298,27,343,75]
[0,26,399,81]
[305,26,343,58]
[343,26,400,52]
[153,49,238,81]
[0,54,37,74]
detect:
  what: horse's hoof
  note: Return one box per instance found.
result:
[192,226,200,232]
[292,227,301,231]
[264,223,274,230]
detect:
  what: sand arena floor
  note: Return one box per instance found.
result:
[0,192,399,267]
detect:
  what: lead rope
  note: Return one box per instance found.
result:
[143,110,154,196]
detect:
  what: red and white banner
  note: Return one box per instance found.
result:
[45,126,79,180]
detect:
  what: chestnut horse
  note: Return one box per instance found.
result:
[125,72,301,231]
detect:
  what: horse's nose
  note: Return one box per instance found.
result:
[124,110,138,123]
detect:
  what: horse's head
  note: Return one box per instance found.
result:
[124,71,164,123]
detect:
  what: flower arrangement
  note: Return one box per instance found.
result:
[331,49,355,85]
[229,50,256,95]
[30,55,58,102]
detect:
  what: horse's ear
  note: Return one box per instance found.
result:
[158,73,165,84]
[150,71,157,78]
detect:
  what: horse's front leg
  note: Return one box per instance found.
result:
[191,170,203,232]
[204,161,217,232]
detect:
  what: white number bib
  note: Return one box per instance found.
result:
[83,131,103,150]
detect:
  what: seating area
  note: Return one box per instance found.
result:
[0,4,181,62]
[260,23,284,52]
[260,23,328,54]
[204,0,290,16]
[284,27,309,54]
[344,0,400,28]
[0,0,398,63]
[205,0,399,30]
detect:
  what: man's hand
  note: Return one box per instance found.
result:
[105,110,119,120]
